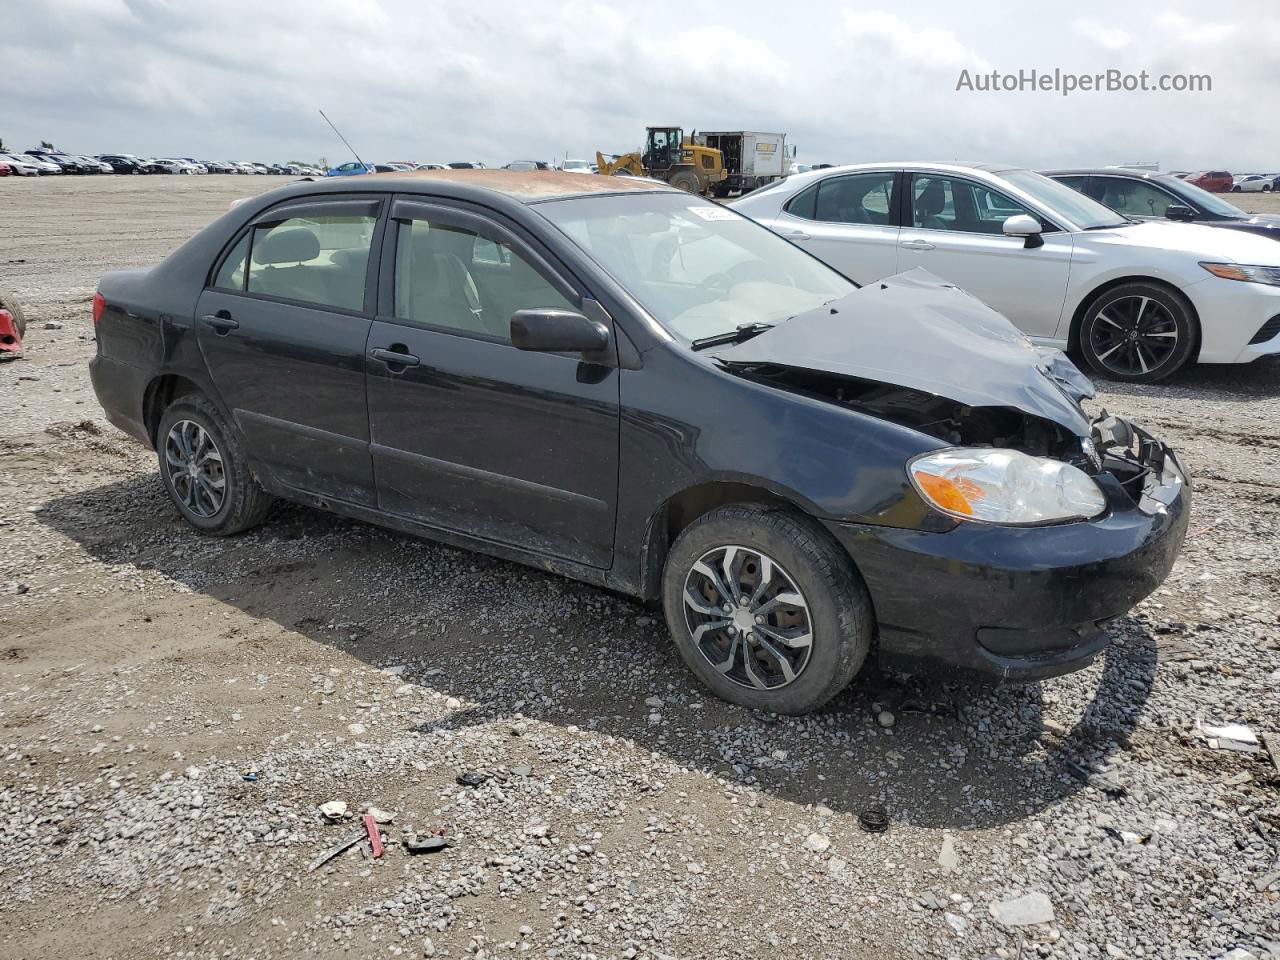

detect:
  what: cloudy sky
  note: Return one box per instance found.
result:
[5,0,1278,171]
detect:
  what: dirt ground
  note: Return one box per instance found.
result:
[1,175,1279,960]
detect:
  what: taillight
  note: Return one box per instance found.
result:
[92,291,105,327]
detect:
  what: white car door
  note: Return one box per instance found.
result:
[769,170,901,285]
[897,173,1074,340]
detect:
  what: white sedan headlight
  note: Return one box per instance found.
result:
[909,448,1107,525]
[1200,262,1280,287]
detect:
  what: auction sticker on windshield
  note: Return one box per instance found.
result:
[687,205,738,221]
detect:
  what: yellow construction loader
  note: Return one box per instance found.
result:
[596,126,726,194]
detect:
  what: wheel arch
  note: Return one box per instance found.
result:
[143,373,209,446]
[1066,275,1201,358]
[637,480,856,603]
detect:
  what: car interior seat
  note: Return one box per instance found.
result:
[401,224,496,337]
[250,226,326,305]
[914,179,949,230]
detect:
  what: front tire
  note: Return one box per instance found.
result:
[156,394,273,535]
[1078,282,1196,383]
[661,503,873,715]
[668,171,700,193]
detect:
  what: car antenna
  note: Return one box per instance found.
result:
[318,109,368,170]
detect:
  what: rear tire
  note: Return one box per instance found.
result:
[668,171,700,193]
[661,503,873,715]
[1078,282,1196,383]
[156,394,273,536]
[0,288,26,338]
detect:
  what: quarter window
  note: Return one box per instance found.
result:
[910,175,1038,234]
[393,217,575,341]
[246,214,376,311]
[212,234,249,291]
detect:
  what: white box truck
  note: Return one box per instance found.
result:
[693,131,789,196]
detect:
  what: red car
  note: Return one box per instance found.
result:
[1186,170,1233,192]
[0,162,13,177]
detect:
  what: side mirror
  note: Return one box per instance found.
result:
[1165,204,1195,222]
[1003,214,1042,237]
[510,308,610,354]
[1003,213,1044,249]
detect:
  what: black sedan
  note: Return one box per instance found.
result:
[88,171,1189,713]
[98,155,144,174]
[1045,167,1280,242]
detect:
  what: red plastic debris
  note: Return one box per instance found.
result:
[0,309,22,360]
[362,814,384,858]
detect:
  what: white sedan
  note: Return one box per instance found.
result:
[1232,175,1273,193]
[731,162,1280,381]
[0,154,42,176]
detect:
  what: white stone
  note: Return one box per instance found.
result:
[990,892,1055,926]
[320,800,348,820]
[803,832,830,854]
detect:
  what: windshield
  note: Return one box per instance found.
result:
[537,192,854,341]
[1000,169,1129,229]
[563,160,590,170]
[1166,176,1247,217]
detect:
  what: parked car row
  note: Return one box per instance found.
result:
[325,159,604,178]
[1165,170,1280,193]
[0,150,323,177]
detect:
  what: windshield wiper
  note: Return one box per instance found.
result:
[690,322,775,350]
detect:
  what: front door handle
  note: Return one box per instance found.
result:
[370,347,421,369]
[779,230,811,241]
[900,239,935,251]
[201,312,239,333]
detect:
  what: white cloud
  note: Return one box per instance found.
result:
[0,0,1276,173]
[1073,18,1131,51]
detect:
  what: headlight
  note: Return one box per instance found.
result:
[1200,262,1280,286]
[909,448,1107,525]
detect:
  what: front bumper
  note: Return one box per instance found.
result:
[825,427,1190,681]
[1182,274,1280,363]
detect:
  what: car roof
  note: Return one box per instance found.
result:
[359,168,677,202]
[1041,167,1178,181]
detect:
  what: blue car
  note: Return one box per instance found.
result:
[325,161,374,177]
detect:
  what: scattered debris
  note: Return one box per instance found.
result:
[365,806,395,824]
[405,835,451,855]
[456,771,488,787]
[1199,722,1263,753]
[319,800,349,820]
[990,892,1055,927]
[241,771,259,782]
[1065,759,1126,797]
[858,807,889,833]
[307,832,365,872]
[362,814,384,858]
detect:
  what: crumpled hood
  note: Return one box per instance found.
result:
[713,268,1094,437]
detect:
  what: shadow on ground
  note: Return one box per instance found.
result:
[36,471,1158,831]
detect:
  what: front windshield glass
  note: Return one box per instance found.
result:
[537,192,854,341]
[1000,169,1129,229]
[1166,176,1246,217]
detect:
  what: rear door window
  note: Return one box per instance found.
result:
[245,213,377,311]
[1093,177,1176,218]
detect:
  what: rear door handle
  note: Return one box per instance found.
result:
[201,312,239,333]
[900,239,935,251]
[370,347,421,368]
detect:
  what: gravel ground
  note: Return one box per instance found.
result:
[1,176,1279,960]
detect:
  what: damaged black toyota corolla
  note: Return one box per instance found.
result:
[88,171,1189,714]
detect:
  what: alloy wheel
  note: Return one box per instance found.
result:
[1088,295,1179,377]
[682,545,813,690]
[164,419,226,518]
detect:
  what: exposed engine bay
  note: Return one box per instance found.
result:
[726,362,1088,462]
